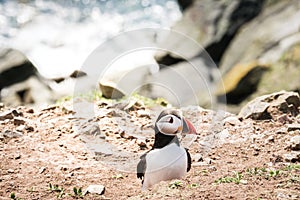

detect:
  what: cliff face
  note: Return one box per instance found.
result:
[1,91,300,199]
[155,0,300,110]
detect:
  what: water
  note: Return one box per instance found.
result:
[0,0,181,78]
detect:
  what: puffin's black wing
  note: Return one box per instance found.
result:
[185,148,191,172]
[137,153,147,182]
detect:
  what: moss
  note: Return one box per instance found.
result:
[56,90,169,108]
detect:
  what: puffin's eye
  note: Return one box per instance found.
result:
[169,117,173,123]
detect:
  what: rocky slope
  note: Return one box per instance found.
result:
[0,91,300,199]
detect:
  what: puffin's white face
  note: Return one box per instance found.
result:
[156,114,183,135]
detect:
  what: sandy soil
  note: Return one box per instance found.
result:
[0,97,300,200]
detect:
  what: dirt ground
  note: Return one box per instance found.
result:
[0,96,300,200]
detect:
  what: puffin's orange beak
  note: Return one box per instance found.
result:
[183,118,197,134]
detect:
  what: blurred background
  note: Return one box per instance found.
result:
[0,0,300,113]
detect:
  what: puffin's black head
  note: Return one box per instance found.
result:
[154,109,196,135]
[152,109,196,148]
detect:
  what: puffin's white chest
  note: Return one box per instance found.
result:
[143,143,187,189]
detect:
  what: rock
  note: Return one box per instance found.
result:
[38,167,46,174]
[266,135,275,143]
[239,100,270,120]
[83,185,105,195]
[223,116,241,126]
[216,62,269,104]
[13,117,26,126]
[218,1,300,105]
[0,110,15,120]
[136,109,151,118]
[1,76,54,107]
[0,109,22,120]
[177,0,194,11]
[204,157,212,165]
[0,130,23,138]
[283,151,300,163]
[80,124,104,139]
[137,139,147,148]
[98,56,157,99]
[155,0,264,65]
[145,57,216,107]
[16,125,26,132]
[218,129,230,142]
[0,48,54,106]
[220,0,300,73]
[276,128,287,135]
[239,91,300,120]
[99,82,125,99]
[287,124,300,132]
[192,153,203,162]
[277,114,293,124]
[69,70,87,79]
[289,136,300,151]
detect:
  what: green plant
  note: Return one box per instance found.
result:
[215,172,246,184]
[49,183,65,198]
[189,183,199,188]
[112,173,124,179]
[169,180,183,189]
[284,164,300,171]
[268,169,280,177]
[73,187,83,198]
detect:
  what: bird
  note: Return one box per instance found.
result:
[137,109,196,190]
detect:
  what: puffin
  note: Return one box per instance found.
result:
[137,109,196,190]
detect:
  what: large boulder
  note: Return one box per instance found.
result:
[155,0,265,66]
[220,0,300,74]
[0,48,53,106]
[218,0,300,106]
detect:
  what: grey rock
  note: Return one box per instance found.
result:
[218,1,300,105]
[239,99,270,120]
[223,116,241,126]
[287,124,300,132]
[80,124,104,139]
[220,0,300,74]
[0,110,14,120]
[289,136,300,151]
[218,129,230,142]
[136,110,151,118]
[0,48,54,106]
[192,153,203,162]
[0,130,23,138]
[156,0,264,64]
[266,135,275,143]
[145,57,217,107]
[83,184,105,195]
[239,91,300,120]
[283,151,300,162]
[276,128,288,135]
